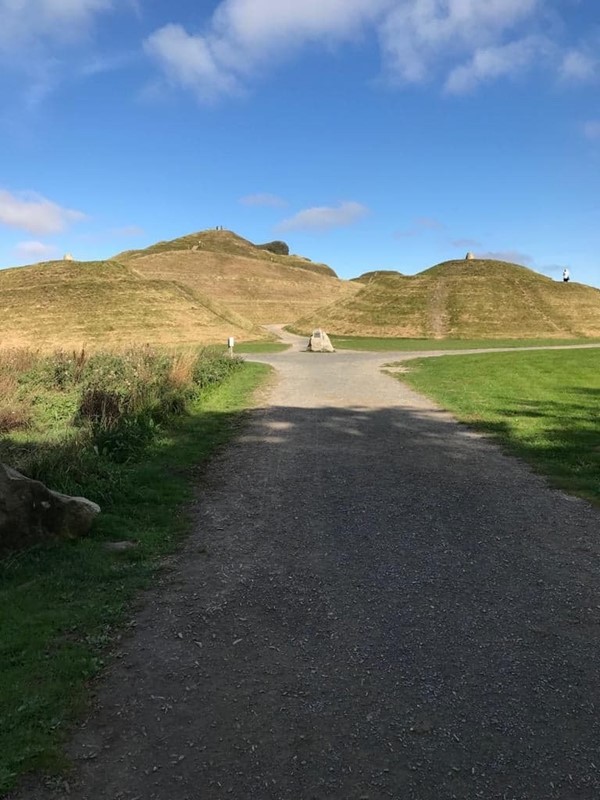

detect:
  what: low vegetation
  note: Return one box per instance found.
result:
[0,347,270,792]
[397,349,600,504]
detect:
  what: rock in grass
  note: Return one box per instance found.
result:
[104,540,138,552]
[0,463,100,553]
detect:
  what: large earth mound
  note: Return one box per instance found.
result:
[0,258,262,350]
[114,229,356,325]
[293,259,600,339]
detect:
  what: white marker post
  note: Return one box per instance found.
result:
[227,336,235,358]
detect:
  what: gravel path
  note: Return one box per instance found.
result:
[18,333,600,800]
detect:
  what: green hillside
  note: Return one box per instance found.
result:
[293,259,600,339]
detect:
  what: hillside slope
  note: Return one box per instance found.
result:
[115,229,358,324]
[0,259,261,350]
[294,259,600,339]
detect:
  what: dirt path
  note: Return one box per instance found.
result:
[17,338,600,800]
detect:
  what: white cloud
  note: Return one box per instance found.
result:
[583,121,600,140]
[145,1,389,100]
[277,201,369,232]
[145,0,575,100]
[240,193,288,208]
[0,190,86,235]
[445,36,545,94]
[380,0,540,85]
[560,49,597,83]
[0,0,112,53]
[13,240,59,262]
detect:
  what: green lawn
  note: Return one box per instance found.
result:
[332,335,600,352]
[0,362,270,794]
[397,349,600,503]
[232,341,290,354]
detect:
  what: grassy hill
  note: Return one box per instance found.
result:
[293,259,600,339]
[351,270,404,283]
[114,229,357,325]
[4,242,599,351]
[0,258,262,350]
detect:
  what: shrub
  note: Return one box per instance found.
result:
[256,240,290,256]
[1,345,246,477]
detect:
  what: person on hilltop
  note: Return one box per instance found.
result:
[563,268,570,283]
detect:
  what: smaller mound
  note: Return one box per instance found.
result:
[352,270,404,284]
[0,259,260,350]
[293,259,600,339]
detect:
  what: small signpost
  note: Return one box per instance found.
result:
[227,336,235,358]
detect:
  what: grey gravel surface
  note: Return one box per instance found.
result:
[16,333,600,800]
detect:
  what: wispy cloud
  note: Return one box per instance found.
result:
[0,0,112,53]
[0,189,86,235]
[445,36,546,94]
[277,201,369,233]
[395,216,445,239]
[145,0,578,101]
[0,1,134,107]
[451,238,482,249]
[380,0,540,87]
[583,120,600,140]
[477,250,533,265]
[13,240,59,262]
[240,193,288,208]
[560,49,598,83]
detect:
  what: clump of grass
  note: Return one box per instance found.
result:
[0,346,243,502]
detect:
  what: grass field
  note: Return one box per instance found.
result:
[232,342,290,354]
[331,335,600,351]
[0,361,270,794]
[397,349,600,503]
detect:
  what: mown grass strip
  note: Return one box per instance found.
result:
[0,362,270,795]
[332,335,600,352]
[397,349,600,503]
[232,342,290,354]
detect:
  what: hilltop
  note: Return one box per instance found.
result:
[113,229,355,325]
[293,259,600,339]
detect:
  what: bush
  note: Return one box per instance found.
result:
[256,240,290,256]
[1,346,247,480]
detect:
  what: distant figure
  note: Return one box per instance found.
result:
[63,253,74,261]
[465,252,475,261]
[563,268,570,283]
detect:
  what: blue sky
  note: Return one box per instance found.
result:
[0,0,599,285]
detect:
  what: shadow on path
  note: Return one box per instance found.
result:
[16,397,600,800]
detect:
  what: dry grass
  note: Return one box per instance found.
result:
[167,351,198,388]
[294,260,600,339]
[0,259,263,352]
[117,229,357,325]
[0,231,356,351]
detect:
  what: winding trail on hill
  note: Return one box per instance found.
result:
[18,334,600,800]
